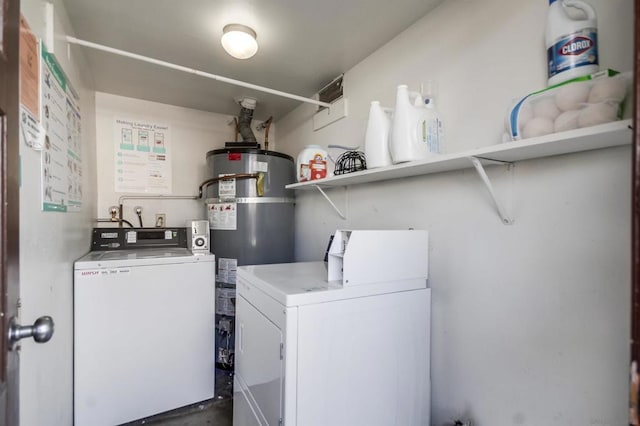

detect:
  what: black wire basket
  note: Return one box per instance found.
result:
[333,150,367,175]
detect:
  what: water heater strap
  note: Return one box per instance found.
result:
[205,197,295,204]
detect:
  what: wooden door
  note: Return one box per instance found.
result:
[632,2,640,425]
[0,0,21,424]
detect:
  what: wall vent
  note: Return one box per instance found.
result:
[317,74,343,110]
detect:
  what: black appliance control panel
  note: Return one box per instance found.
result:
[91,227,188,251]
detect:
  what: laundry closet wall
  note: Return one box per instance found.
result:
[19,1,97,425]
[277,0,632,424]
[94,92,276,227]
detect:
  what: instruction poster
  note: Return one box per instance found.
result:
[114,118,172,194]
[66,89,82,211]
[40,44,82,212]
[19,15,43,151]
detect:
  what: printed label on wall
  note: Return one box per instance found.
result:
[208,203,237,230]
[114,117,172,194]
[20,104,42,150]
[40,44,82,212]
[20,15,39,118]
[66,90,82,211]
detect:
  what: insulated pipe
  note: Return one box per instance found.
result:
[65,36,333,109]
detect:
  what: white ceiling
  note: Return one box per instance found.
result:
[60,0,445,120]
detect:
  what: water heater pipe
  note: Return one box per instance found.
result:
[198,173,264,199]
[65,36,333,109]
[116,195,199,228]
[237,98,257,142]
[257,117,273,151]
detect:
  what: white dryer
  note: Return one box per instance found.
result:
[73,228,215,426]
[233,261,431,426]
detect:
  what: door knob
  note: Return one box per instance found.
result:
[7,316,54,350]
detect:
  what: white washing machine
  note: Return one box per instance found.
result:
[233,261,431,426]
[73,228,216,426]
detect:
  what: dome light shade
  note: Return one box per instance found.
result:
[221,24,258,59]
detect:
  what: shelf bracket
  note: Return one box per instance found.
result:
[314,185,347,220]
[468,156,513,225]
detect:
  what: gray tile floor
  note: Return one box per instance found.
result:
[123,398,233,426]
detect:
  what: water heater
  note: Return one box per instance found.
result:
[204,147,295,398]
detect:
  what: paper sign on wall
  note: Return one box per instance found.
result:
[20,15,39,116]
[19,15,42,150]
[40,43,82,212]
[114,118,172,194]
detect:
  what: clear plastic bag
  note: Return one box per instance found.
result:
[505,69,630,141]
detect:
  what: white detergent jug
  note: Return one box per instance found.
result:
[390,85,434,163]
[546,0,598,86]
[364,101,393,169]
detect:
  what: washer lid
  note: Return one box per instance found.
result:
[74,248,215,269]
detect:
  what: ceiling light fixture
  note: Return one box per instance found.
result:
[221,24,258,59]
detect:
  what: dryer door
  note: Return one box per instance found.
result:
[234,294,283,425]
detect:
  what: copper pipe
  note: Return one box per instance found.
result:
[233,117,239,142]
[198,173,264,198]
[115,195,199,228]
[263,117,273,151]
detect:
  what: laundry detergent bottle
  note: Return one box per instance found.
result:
[390,85,431,163]
[364,101,392,169]
[545,0,598,86]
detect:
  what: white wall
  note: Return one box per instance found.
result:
[277,0,632,424]
[95,92,275,227]
[19,1,97,425]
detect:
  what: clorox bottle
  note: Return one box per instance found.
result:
[546,0,598,86]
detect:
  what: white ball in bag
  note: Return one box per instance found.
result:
[554,110,580,133]
[532,97,561,120]
[506,100,533,136]
[578,102,619,128]
[517,101,534,129]
[555,83,590,111]
[588,77,627,104]
[522,117,554,139]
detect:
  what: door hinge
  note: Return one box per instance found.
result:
[279,418,283,426]
[280,343,284,360]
